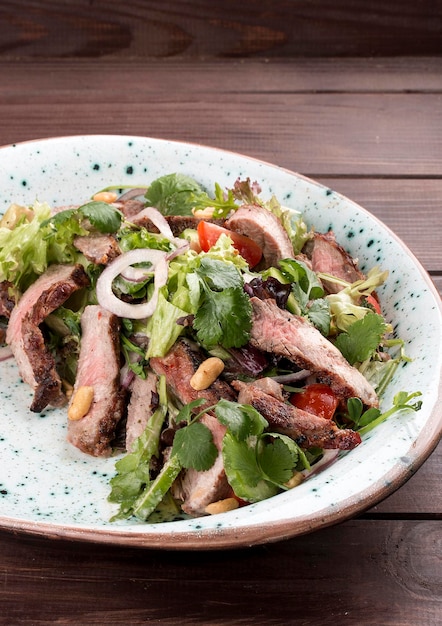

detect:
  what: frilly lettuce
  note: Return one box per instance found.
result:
[0,201,52,290]
[326,267,389,332]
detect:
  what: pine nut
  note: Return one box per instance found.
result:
[205,498,239,515]
[92,191,118,204]
[68,386,94,421]
[190,357,225,391]
[284,471,304,489]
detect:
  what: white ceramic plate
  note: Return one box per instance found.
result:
[0,135,441,549]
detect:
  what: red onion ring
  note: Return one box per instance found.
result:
[96,249,169,320]
[131,207,183,247]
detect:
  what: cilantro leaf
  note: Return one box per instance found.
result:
[172,422,218,471]
[78,201,122,233]
[306,298,330,335]
[222,433,279,502]
[215,399,268,440]
[144,173,204,216]
[335,312,387,365]
[197,257,243,290]
[257,435,299,485]
[194,286,252,349]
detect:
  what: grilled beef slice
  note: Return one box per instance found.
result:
[6,264,90,412]
[302,231,365,294]
[249,297,378,408]
[67,305,125,457]
[233,379,361,450]
[225,205,294,268]
[125,371,159,452]
[150,339,236,408]
[150,339,236,516]
[0,280,16,319]
[179,413,233,516]
[73,234,121,265]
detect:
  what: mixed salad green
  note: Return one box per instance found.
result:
[0,174,422,522]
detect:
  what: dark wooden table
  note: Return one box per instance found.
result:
[1,4,442,624]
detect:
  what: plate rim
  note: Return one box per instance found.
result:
[0,134,441,549]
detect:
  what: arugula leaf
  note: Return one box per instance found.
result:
[191,182,238,219]
[171,421,218,471]
[335,312,387,365]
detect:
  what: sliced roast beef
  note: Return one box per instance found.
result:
[179,413,232,516]
[0,280,16,319]
[150,339,235,516]
[225,205,294,268]
[233,379,361,450]
[249,297,378,408]
[67,305,125,457]
[150,339,236,408]
[6,264,90,412]
[302,231,364,293]
[74,234,121,265]
[125,371,159,452]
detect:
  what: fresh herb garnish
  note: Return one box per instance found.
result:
[192,257,252,350]
[343,391,422,435]
[335,312,387,365]
[215,399,308,503]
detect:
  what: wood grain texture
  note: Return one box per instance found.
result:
[1,1,442,59]
[0,520,441,625]
[0,54,440,624]
[1,60,442,180]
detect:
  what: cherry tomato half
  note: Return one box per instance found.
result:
[290,383,339,420]
[364,294,382,315]
[197,221,263,268]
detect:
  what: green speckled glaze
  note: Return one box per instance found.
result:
[0,135,441,549]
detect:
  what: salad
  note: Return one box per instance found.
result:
[0,174,422,522]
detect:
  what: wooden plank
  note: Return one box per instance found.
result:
[368,441,442,516]
[2,58,442,94]
[0,520,441,624]
[1,93,442,177]
[1,1,442,58]
[317,178,442,272]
